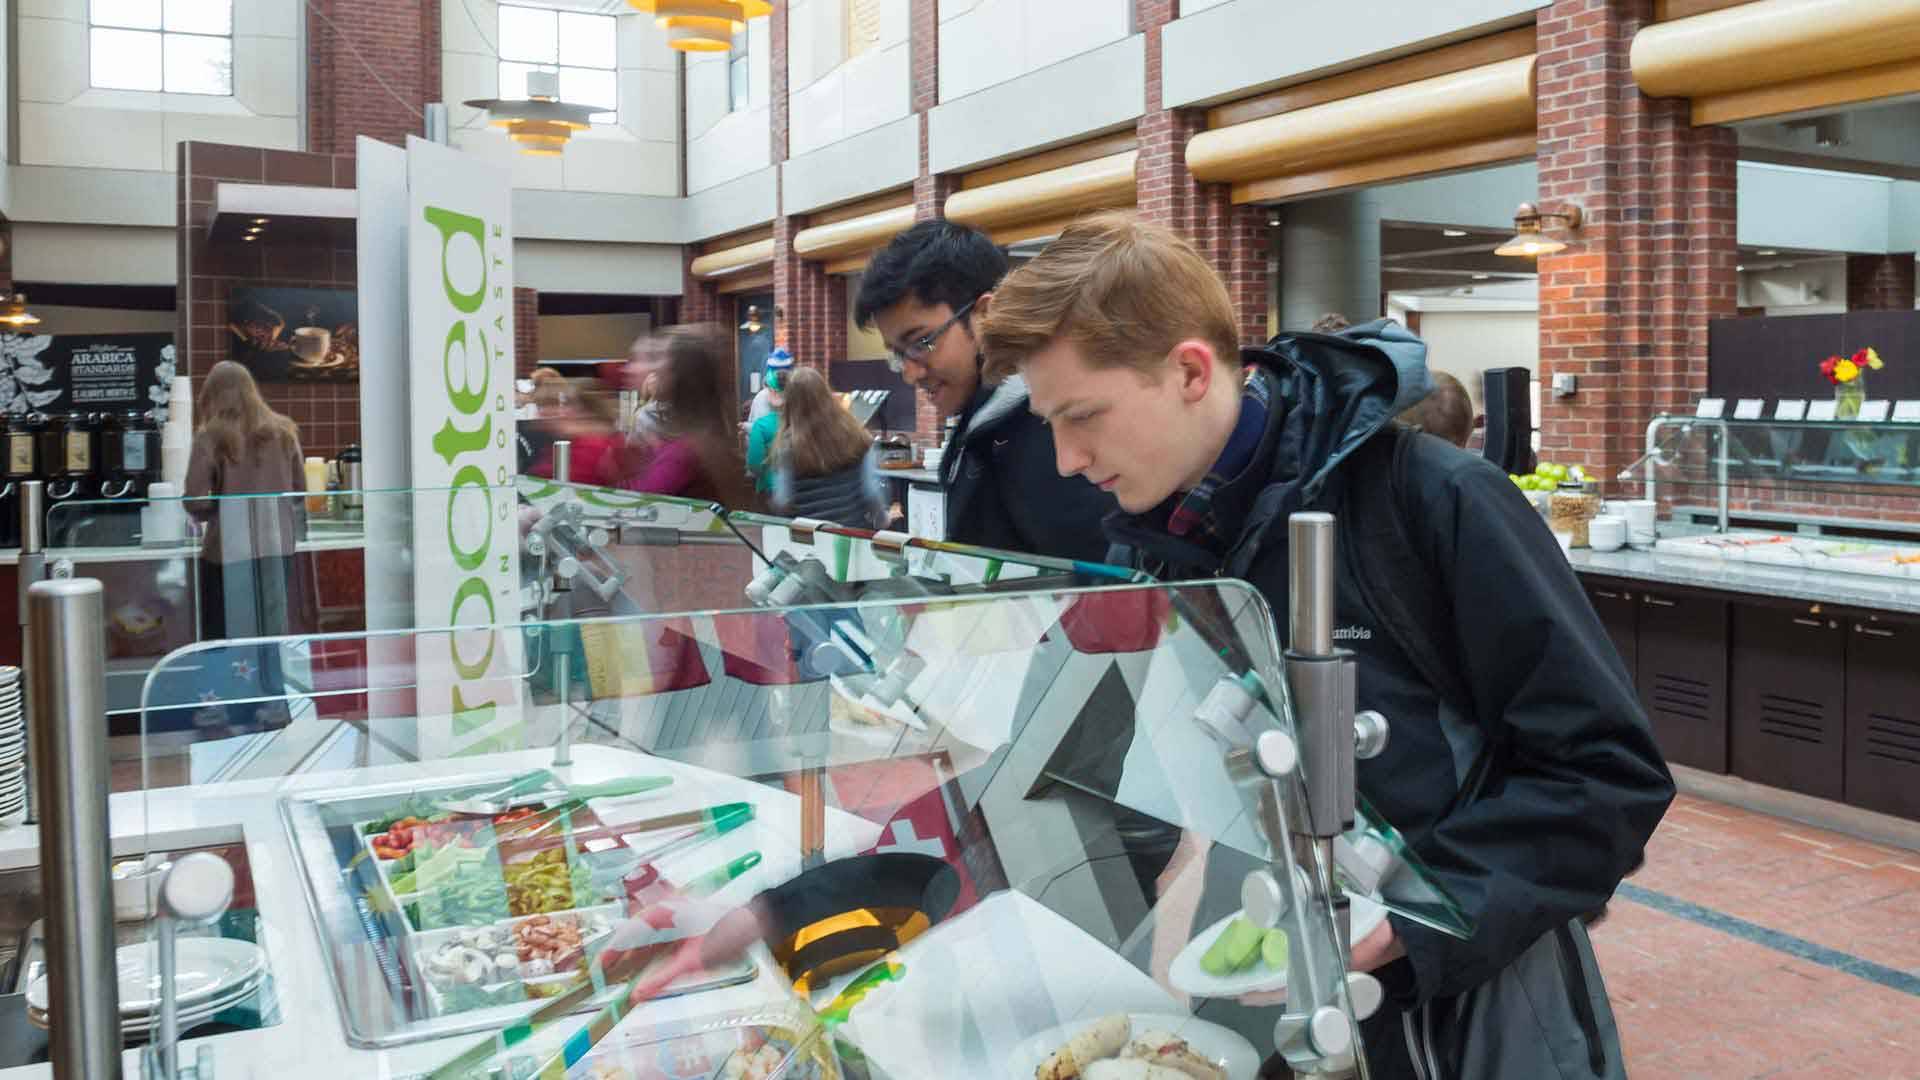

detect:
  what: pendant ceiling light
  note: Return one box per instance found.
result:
[464,71,597,157]
[0,293,41,329]
[629,1,774,53]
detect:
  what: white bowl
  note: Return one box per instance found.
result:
[112,855,167,922]
[1589,516,1627,552]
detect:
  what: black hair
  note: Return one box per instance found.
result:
[854,219,1009,329]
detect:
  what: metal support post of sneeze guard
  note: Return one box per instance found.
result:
[549,440,577,767]
[28,577,123,1079]
[17,480,44,821]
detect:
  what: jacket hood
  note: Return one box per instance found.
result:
[1226,318,1430,568]
[952,375,1030,448]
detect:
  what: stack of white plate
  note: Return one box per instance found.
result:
[0,667,24,827]
[25,937,269,1040]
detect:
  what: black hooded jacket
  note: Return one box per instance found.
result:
[1107,323,1672,1020]
[940,374,1117,563]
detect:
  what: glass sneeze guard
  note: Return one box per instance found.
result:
[125,571,1452,1077]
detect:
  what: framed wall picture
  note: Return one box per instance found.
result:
[229,287,360,382]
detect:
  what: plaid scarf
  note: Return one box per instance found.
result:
[1165,365,1273,545]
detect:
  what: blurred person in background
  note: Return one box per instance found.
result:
[623,326,751,506]
[184,360,311,731]
[748,347,794,426]
[768,367,886,528]
[516,366,567,470]
[1397,370,1476,448]
[621,332,670,445]
[523,377,625,486]
[745,363,787,500]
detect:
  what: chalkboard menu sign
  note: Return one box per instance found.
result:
[0,332,175,419]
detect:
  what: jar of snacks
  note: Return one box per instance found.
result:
[1549,482,1603,547]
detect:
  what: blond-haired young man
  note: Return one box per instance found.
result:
[982,212,1670,1079]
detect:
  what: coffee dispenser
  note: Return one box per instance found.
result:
[39,412,99,504]
[0,413,37,548]
[100,410,161,499]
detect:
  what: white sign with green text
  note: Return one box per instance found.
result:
[406,135,522,755]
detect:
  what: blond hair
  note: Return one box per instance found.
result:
[195,360,300,464]
[980,211,1241,382]
[772,367,872,477]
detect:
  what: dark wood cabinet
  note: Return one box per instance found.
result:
[1844,617,1920,820]
[1635,589,1729,773]
[1583,582,1637,679]
[1730,605,1846,802]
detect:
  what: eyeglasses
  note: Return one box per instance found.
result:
[886,299,976,374]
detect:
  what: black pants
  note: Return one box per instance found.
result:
[193,556,296,734]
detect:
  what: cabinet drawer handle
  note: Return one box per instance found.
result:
[1592,590,1621,600]
[1858,625,1895,638]
[1792,617,1823,628]
[1644,596,1677,608]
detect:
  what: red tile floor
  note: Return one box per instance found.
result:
[1591,792,1920,1078]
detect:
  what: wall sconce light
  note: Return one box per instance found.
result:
[739,304,763,333]
[1496,202,1583,258]
[0,294,41,328]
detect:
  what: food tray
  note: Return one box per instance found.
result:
[409,904,625,1018]
[566,1001,843,1080]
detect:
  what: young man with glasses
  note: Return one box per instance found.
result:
[856,220,1116,560]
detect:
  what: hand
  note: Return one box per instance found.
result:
[1349,917,1405,973]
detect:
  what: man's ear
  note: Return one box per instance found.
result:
[1169,339,1215,403]
[970,291,993,329]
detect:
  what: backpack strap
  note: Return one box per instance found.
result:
[1341,426,1499,803]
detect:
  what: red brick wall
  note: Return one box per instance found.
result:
[1134,0,1268,344]
[910,0,955,223]
[1845,253,1917,311]
[179,142,363,459]
[307,0,440,153]
[1534,0,1737,495]
[515,288,541,377]
[680,248,724,325]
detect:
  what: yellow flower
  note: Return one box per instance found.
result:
[1866,347,1884,371]
[1835,358,1860,383]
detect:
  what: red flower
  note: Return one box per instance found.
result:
[1820,356,1840,383]
[1851,348,1869,366]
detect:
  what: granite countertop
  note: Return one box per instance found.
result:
[1569,546,1920,616]
[880,466,943,485]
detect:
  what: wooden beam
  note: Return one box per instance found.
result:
[716,269,774,294]
[794,204,917,261]
[987,211,1136,248]
[1191,56,1535,185]
[689,237,775,279]
[806,188,915,227]
[960,131,1140,190]
[1654,0,1756,20]
[1692,54,1920,125]
[1232,132,1536,205]
[1632,0,1920,99]
[946,151,1138,231]
[699,223,774,254]
[824,254,873,275]
[1206,26,1535,130]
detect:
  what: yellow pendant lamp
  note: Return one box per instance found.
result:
[0,294,41,329]
[464,71,597,157]
[629,1,774,53]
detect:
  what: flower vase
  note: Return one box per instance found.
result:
[1835,374,1866,420]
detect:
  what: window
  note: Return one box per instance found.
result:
[498,4,618,125]
[89,0,233,96]
[845,0,881,62]
[728,24,750,112]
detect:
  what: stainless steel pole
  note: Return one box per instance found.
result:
[1288,512,1336,658]
[28,577,122,1080]
[18,480,44,823]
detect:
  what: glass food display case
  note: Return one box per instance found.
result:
[7,483,1470,1080]
[1629,414,1920,573]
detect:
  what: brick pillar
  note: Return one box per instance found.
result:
[910,0,956,220]
[1535,0,1736,493]
[680,247,723,324]
[1134,0,1268,343]
[307,0,440,153]
[514,288,540,376]
[1846,253,1917,311]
